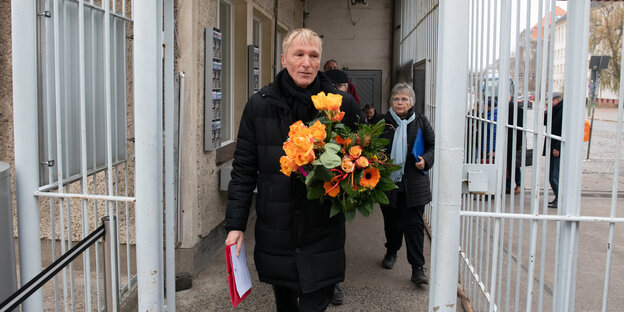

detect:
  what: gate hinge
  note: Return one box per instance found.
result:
[38,11,51,18]
[40,160,55,167]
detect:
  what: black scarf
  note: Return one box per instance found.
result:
[279,70,322,123]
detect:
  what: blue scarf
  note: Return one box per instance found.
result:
[389,108,415,182]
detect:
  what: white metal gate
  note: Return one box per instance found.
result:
[11,0,176,311]
[431,1,624,311]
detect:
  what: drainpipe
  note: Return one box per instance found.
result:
[11,1,45,310]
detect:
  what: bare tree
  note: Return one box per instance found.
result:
[589,3,624,92]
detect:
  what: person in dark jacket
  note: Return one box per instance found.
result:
[379,82,435,286]
[224,28,363,311]
[324,69,349,93]
[363,104,383,125]
[323,59,361,105]
[506,100,524,194]
[544,92,563,208]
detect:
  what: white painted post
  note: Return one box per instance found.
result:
[133,1,165,310]
[553,1,590,312]
[10,1,44,311]
[164,0,177,310]
[430,1,469,311]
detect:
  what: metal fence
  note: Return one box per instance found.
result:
[0,217,117,312]
[11,0,177,311]
[452,0,624,311]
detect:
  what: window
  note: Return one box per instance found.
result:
[38,1,128,185]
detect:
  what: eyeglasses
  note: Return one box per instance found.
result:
[392,96,410,103]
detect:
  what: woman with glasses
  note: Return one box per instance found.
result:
[379,82,435,286]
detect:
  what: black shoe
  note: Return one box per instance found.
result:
[330,284,343,305]
[381,252,397,269]
[411,267,428,285]
[548,198,558,208]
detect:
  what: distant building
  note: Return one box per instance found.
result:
[510,6,566,96]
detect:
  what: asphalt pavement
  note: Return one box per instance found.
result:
[175,207,440,311]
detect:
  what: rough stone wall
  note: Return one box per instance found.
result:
[0,0,16,236]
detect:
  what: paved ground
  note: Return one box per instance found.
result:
[175,208,446,311]
[174,107,622,312]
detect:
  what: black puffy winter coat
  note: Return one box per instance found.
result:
[543,100,563,155]
[225,70,363,293]
[381,111,435,208]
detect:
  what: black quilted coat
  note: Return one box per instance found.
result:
[225,70,363,293]
[381,110,435,207]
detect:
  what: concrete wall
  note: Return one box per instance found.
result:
[305,0,393,112]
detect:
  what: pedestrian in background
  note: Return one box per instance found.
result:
[324,69,349,92]
[323,59,361,105]
[544,92,563,208]
[363,104,383,125]
[506,100,524,194]
[379,82,435,286]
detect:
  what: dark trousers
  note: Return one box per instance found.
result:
[380,191,426,269]
[549,155,560,198]
[506,165,521,189]
[272,284,334,312]
[506,150,522,189]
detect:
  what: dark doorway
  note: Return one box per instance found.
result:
[344,70,382,113]
[413,60,426,116]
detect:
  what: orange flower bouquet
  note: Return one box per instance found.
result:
[280,92,400,221]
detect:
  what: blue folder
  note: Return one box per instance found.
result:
[412,129,427,175]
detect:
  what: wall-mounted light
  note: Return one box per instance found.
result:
[351,0,367,5]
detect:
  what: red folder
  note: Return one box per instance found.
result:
[225,243,251,308]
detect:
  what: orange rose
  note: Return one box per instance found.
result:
[312,92,343,112]
[349,146,363,158]
[341,156,355,173]
[309,120,327,142]
[323,181,340,197]
[294,148,315,166]
[283,141,297,157]
[325,93,343,111]
[331,111,345,122]
[355,156,369,168]
[293,134,313,152]
[280,156,298,176]
[288,120,306,138]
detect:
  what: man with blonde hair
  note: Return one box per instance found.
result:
[225,28,363,311]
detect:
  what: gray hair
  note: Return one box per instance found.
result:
[282,28,323,56]
[552,92,563,100]
[390,82,416,106]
